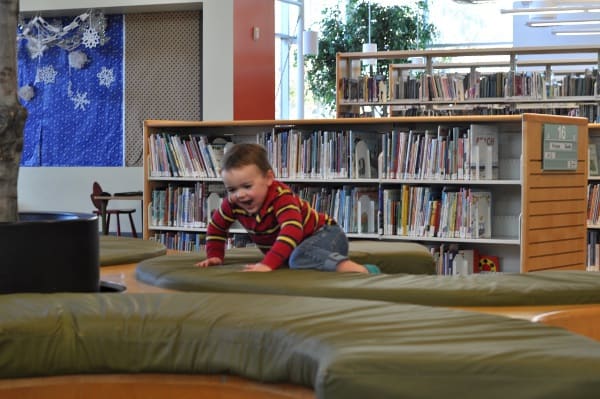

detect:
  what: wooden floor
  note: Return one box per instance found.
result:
[0,374,315,399]
[100,263,174,293]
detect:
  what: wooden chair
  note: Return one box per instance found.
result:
[91,182,138,238]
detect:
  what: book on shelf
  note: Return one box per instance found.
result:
[587,230,600,272]
[452,248,478,276]
[355,140,372,178]
[381,188,402,235]
[469,124,498,180]
[356,188,378,234]
[589,143,599,176]
[476,253,500,273]
[210,137,231,175]
[469,190,492,239]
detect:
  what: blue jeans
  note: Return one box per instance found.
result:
[289,224,349,272]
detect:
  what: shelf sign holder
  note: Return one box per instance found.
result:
[542,123,578,171]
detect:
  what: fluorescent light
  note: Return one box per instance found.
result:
[528,19,600,27]
[501,7,585,15]
[552,29,600,35]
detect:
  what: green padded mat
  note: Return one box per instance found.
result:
[136,252,600,307]
[1,292,600,399]
[99,235,167,266]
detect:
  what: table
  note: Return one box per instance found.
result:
[93,195,143,235]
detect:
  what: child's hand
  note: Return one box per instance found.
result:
[243,263,272,272]
[195,257,223,268]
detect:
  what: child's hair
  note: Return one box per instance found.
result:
[221,143,272,174]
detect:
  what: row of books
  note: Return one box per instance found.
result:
[255,124,498,181]
[257,129,379,179]
[339,75,388,103]
[148,183,492,240]
[431,245,501,276]
[149,183,222,228]
[380,124,499,181]
[383,70,598,102]
[587,183,600,225]
[150,232,206,252]
[150,231,256,253]
[148,133,230,178]
[382,186,492,239]
[586,230,600,272]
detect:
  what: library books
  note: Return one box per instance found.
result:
[149,182,215,228]
[148,133,224,178]
[469,124,498,180]
[380,126,471,181]
[379,185,491,240]
[433,245,501,276]
[589,143,599,176]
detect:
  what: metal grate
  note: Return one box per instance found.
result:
[124,11,202,166]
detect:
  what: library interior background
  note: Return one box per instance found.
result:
[6,1,600,397]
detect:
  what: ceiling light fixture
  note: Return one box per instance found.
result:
[527,18,600,27]
[501,7,587,15]
[552,28,600,35]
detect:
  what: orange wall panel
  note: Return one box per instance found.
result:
[233,0,275,120]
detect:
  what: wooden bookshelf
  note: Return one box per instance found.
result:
[336,45,600,120]
[143,113,588,273]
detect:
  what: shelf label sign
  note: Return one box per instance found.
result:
[542,123,578,171]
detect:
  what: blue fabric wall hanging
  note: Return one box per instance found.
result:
[17,14,124,166]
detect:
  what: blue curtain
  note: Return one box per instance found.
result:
[17,15,124,166]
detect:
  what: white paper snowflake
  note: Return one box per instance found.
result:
[35,65,58,84]
[82,27,100,48]
[71,91,91,111]
[97,67,115,87]
[27,39,47,59]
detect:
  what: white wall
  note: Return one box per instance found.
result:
[17,0,234,234]
[18,167,144,233]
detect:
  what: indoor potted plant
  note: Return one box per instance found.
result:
[0,0,99,293]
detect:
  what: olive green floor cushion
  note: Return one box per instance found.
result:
[99,235,166,266]
[1,292,600,399]
[136,252,600,307]
[145,241,434,275]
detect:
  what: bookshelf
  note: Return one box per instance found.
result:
[143,113,589,273]
[587,123,600,270]
[336,45,600,120]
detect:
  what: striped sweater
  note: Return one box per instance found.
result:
[206,180,333,269]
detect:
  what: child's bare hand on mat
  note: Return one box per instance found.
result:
[195,257,222,268]
[243,263,272,272]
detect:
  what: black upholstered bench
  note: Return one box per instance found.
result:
[1,292,600,398]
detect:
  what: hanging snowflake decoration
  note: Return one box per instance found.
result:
[35,65,58,84]
[71,91,91,111]
[18,85,36,102]
[97,67,115,87]
[18,10,109,57]
[26,39,47,59]
[68,50,89,69]
[82,26,100,48]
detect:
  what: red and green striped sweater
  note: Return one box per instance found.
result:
[206,180,333,269]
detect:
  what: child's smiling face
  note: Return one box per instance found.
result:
[222,164,274,215]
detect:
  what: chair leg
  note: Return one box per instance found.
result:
[116,215,122,236]
[105,214,111,235]
[128,213,138,238]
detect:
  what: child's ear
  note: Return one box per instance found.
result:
[266,169,275,185]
